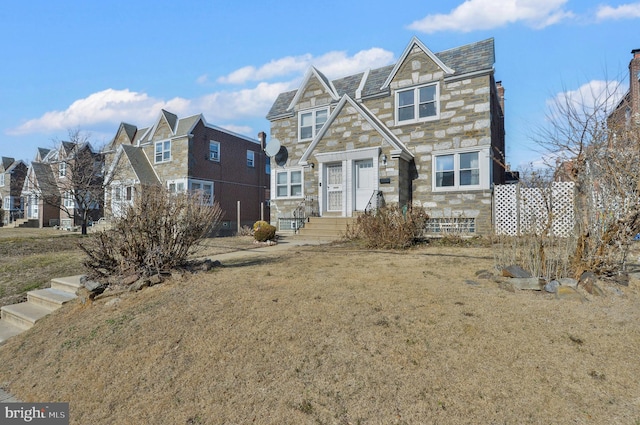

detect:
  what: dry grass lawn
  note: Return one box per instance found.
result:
[1,238,640,424]
[0,227,86,307]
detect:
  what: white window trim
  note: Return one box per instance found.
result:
[189,179,214,205]
[273,168,304,199]
[155,140,171,164]
[3,196,10,210]
[247,150,255,167]
[395,82,440,125]
[432,147,490,192]
[298,107,329,141]
[209,141,221,162]
[63,192,75,209]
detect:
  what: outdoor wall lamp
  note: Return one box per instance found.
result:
[382,154,387,165]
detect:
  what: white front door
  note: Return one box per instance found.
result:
[28,195,39,219]
[326,163,343,212]
[355,159,375,211]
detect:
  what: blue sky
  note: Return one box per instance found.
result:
[1,0,638,169]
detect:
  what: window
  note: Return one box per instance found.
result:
[125,186,133,202]
[168,181,185,193]
[0,173,4,186]
[59,162,67,177]
[63,192,75,209]
[396,83,438,124]
[155,141,171,163]
[433,150,485,191]
[190,180,214,205]
[247,150,255,167]
[3,197,10,210]
[209,141,220,162]
[275,169,303,198]
[299,107,328,140]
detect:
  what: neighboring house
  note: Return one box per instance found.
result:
[609,48,640,129]
[103,110,269,234]
[266,36,506,235]
[0,157,27,225]
[22,143,103,229]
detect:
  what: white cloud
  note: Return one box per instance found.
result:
[596,2,640,20]
[547,80,628,115]
[8,81,294,136]
[9,89,191,135]
[217,48,394,84]
[9,47,395,138]
[408,0,573,33]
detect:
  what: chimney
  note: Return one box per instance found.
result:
[496,80,505,116]
[258,131,267,150]
[631,49,640,120]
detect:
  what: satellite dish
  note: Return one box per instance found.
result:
[274,146,288,166]
[264,138,281,157]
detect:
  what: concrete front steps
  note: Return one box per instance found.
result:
[295,216,356,241]
[0,275,83,345]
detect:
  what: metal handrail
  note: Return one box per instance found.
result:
[365,191,384,214]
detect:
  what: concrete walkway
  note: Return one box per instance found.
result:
[0,234,330,404]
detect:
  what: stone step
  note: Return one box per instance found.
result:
[27,288,76,310]
[0,302,53,330]
[296,217,355,240]
[50,275,84,294]
[0,321,25,345]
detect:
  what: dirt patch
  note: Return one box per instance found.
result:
[1,243,639,424]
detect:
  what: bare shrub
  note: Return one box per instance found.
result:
[79,186,223,283]
[236,225,253,237]
[344,205,428,249]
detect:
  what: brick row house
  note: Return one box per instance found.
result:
[103,110,269,234]
[609,48,640,128]
[266,36,505,235]
[0,157,27,225]
[21,142,103,230]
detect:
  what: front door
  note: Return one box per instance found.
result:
[28,195,39,219]
[326,163,343,212]
[355,159,375,211]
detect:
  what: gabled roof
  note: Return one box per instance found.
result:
[381,36,455,90]
[286,67,340,111]
[4,159,25,174]
[121,145,161,185]
[300,94,413,164]
[35,148,51,162]
[161,110,179,133]
[29,162,59,196]
[267,37,496,121]
[1,157,15,171]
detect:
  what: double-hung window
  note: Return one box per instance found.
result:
[299,107,328,140]
[155,141,171,163]
[433,150,485,191]
[209,141,220,162]
[63,192,75,209]
[0,173,4,186]
[396,83,438,124]
[275,169,303,198]
[59,162,67,177]
[190,180,214,205]
[247,150,255,167]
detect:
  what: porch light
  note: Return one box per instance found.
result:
[382,154,387,165]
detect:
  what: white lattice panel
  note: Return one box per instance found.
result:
[494,182,575,237]
[494,184,518,235]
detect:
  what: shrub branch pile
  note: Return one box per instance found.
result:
[79,186,222,284]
